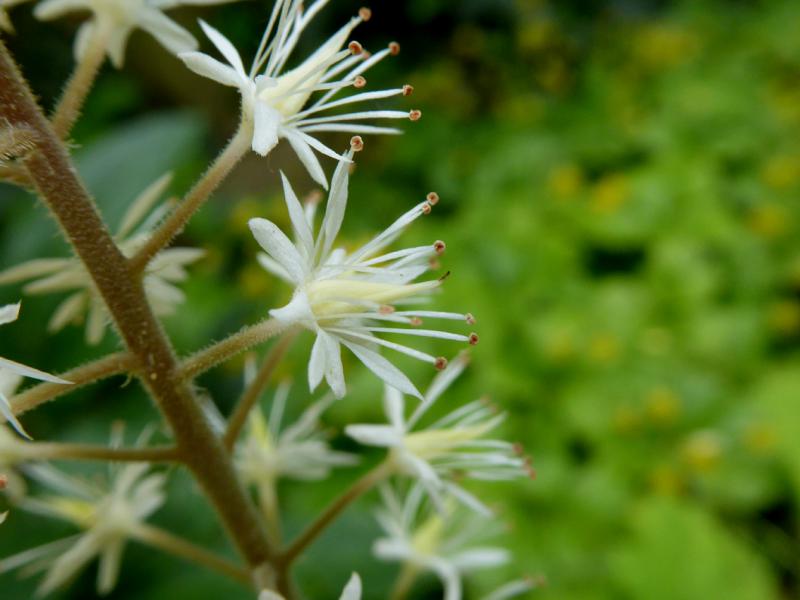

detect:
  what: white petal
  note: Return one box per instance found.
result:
[198,19,246,77]
[33,0,86,20]
[96,539,125,594]
[139,8,197,56]
[252,101,281,156]
[179,51,245,88]
[118,172,172,238]
[308,332,326,392]
[0,390,30,439]
[0,259,69,285]
[319,152,352,257]
[0,356,69,385]
[270,290,314,324]
[249,218,307,283]
[339,573,362,600]
[259,592,285,600]
[450,548,510,570]
[320,330,345,398]
[0,302,20,325]
[345,424,403,448]
[73,21,95,63]
[340,340,421,399]
[383,385,406,430]
[106,26,134,69]
[283,127,328,189]
[279,172,314,260]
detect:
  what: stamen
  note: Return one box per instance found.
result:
[389,41,401,55]
[379,305,395,315]
[349,41,364,55]
[410,317,423,326]
[409,109,422,121]
[350,136,364,152]
[354,75,367,88]
[469,333,479,346]
[426,192,439,205]
[434,357,448,370]
[403,84,414,96]
[465,313,476,325]
[433,240,446,255]
[422,203,432,215]
[429,258,441,270]
[359,7,372,21]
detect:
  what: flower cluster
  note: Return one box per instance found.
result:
[0,173,203,345]
[181,0,419,188]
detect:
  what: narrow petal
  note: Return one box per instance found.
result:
[345,424,403,447]
[198,19,246,77]
[139,8,197,56]
[280,172,314,259]
[249,218,307,283]
[308,332,326,392]
[320,330,345,398]
[340,573,362,600]
[383,385,406,430]
[0,302,20,325]
[0,357,69,385]
[283,128,328,189]
[179,51,244,88]
[252,101,281,156]
[318,151,352,257]
[0,390,30,439]
[33,0,87,20]
[340,340,421,399]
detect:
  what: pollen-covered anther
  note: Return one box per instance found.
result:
[426,191,439,205]
[389,41,401,55]
[421,203,432,215]
[378,304,395,315]
[354,75,367,88]
[433,240,446,254]
[402,84,414,96]
[349,40,364,55]
[465,312,476,325]
[359,7,372,21]
[468,332,479,346]
[409,109,422,121]
[350,136,364,152]
[434,356,448,370]
[410,317,423,326]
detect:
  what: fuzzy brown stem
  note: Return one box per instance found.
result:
[223,331,297,450]
[0,40,273,572]
[11,352,136,416]
[279,460,393,567]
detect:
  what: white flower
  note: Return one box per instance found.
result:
[373,485,530,600]
[0,372,29,500]
[346,354,529,515]
[0,173,204,345]
[249,141,477,399]
[235,379,357,512]
[180,0,418,188]
[0,303,69,438]
[0,457,167,595]
[259,572,361,600]
[1,0,241,67]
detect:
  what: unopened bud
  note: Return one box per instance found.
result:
[389,41,401,55]
[350,136,364,152]
[359,7,372,21]
[409,109,422,121]
[354,75,367,88]
[349,41,363,55]
[434,357,448,370]
[426,191,439,205]
[402,84,414,96]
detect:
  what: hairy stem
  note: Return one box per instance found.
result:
[390,564,420,600]
[130,122,251,273]
[21,442,179,463]
[224,331,297,450]
[180,319,289,381]
[51,23,109,138]
[279,460,394,566]
[130,523,250,584]
[11,352,136,416]
[0,40,273,573]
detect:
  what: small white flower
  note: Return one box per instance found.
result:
[235,379,357,509]
[0,455,167,595]
[259,572,362,600]
[373,485,527,600]
[1,0,241,67]
[0,173,204,345]
[180,1,418,188]
[249,141,477,399]
[0,372,29,499]
[346,354,529,515]
[0,303,69,438]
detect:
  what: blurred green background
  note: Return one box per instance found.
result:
[4,0,800,598]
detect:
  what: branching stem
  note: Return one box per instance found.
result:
[11,352,137,416]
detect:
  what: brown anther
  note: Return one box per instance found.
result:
[350,136,364,152]
[410,317,423,326]
[426,191,439,205]
[359,7,372,21]
[513,442,525,456]
[378,304,395,315]
[354,75,367,88]
[409,109,422,121]
[434,356,448,370]
[429,258,441,270]
[389,41,401,55]
[0,474,7,490]
[465,312,476,325]
[421,203,432,215]
[362,50,372,59]
[349,41,363,55]
[433,240,446,254]
[468,332,479,346]
[402,84,414,96]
